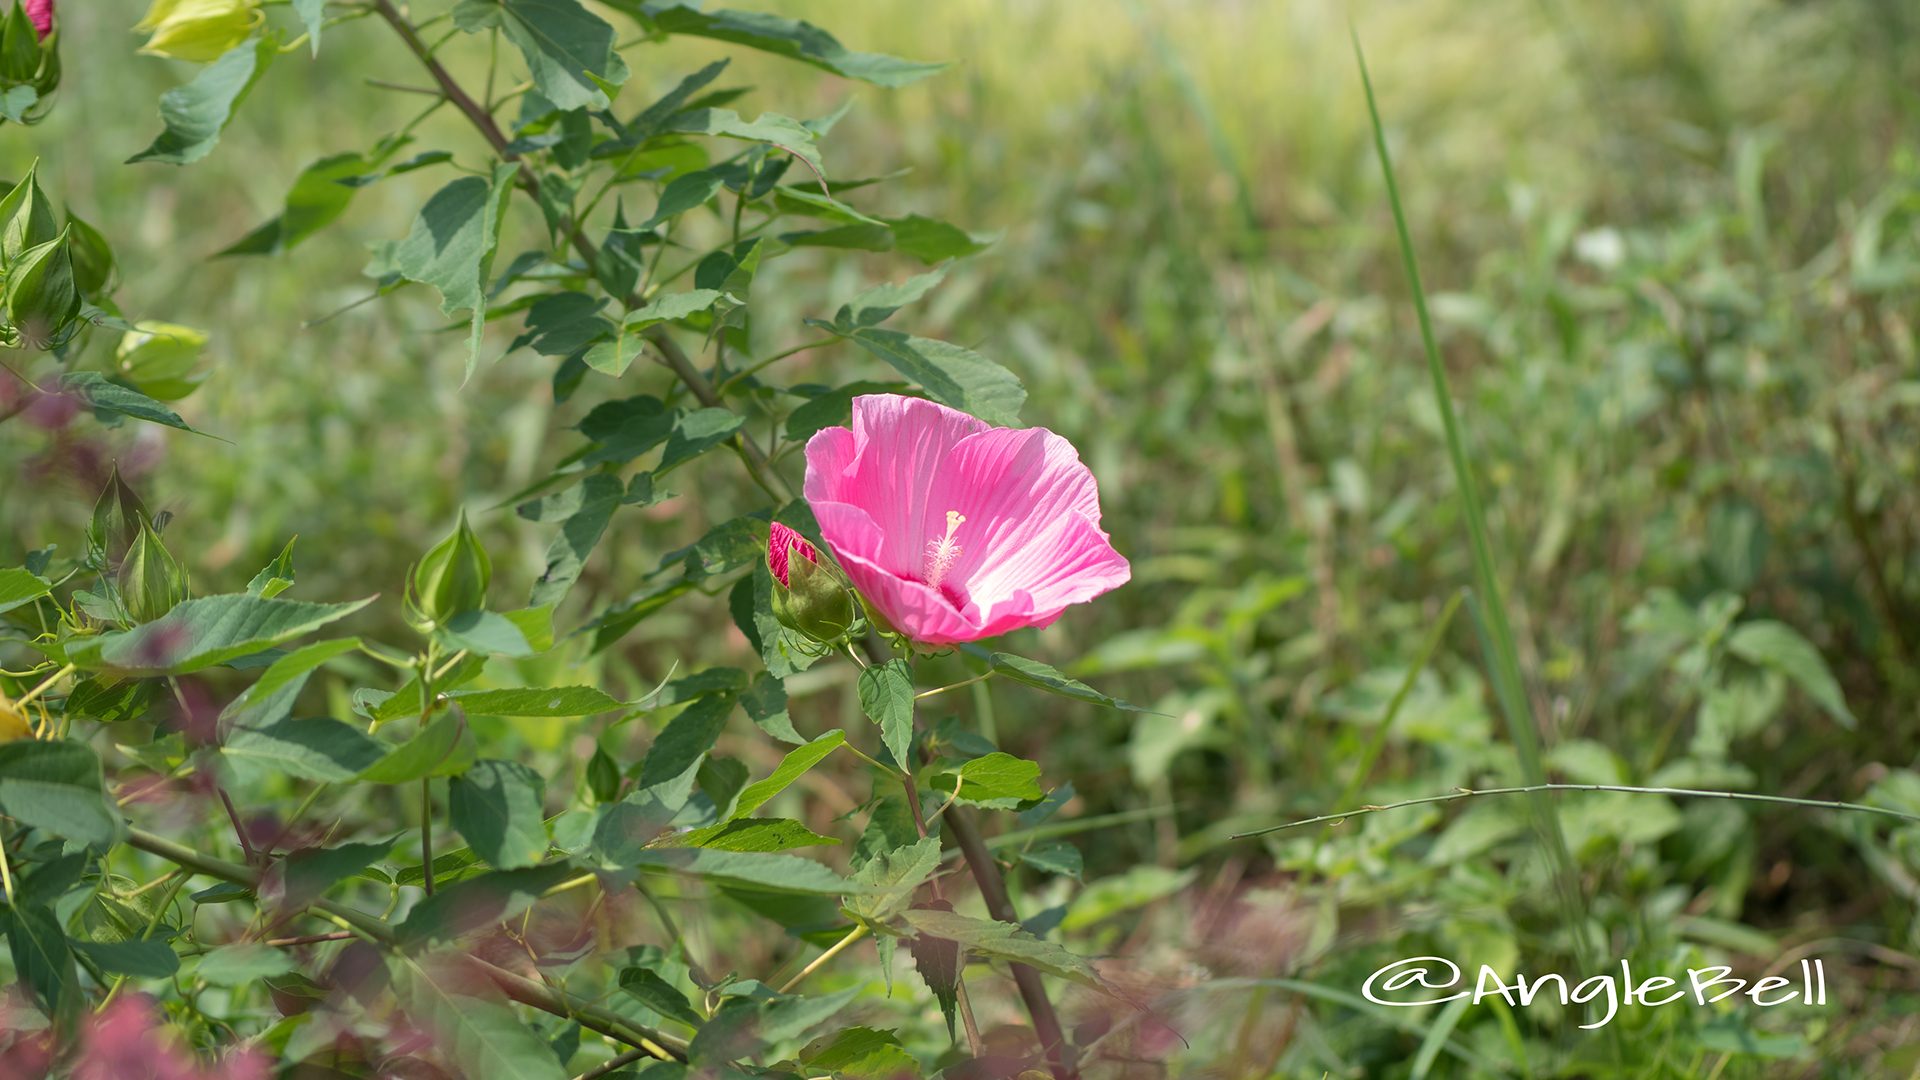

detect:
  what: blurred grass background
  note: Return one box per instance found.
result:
[7,0,1920,1073]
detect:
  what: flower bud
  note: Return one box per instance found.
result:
[134,0,262,63]
[66,212,114,298]
[0,0,56,117]
[0,162,56,264]
[23,0,48,40]
[89,464,149,570]
[116,321,208,401]
[4,227,79,349]
[767,522,858,645]
[117,514,190,624]
[406,512,491,630]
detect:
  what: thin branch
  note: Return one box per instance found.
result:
[1233,783,1920,839]
[776,923,867,994]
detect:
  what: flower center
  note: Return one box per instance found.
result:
[923,509,966,590]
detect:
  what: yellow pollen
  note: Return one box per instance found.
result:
[924,510,966,589]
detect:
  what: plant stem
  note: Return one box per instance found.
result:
[946,807,1075,1079]
[121,827,689,1058]
[419,777,435,896]
[15,662,72,707]
[915,672,993,701]
[1234,782,1920,838]
[777,923,867,994]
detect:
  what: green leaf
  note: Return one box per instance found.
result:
[800,1027,919,1080]
[857,659,914,767]
[69,937,179,978]
[835,267,946,330]
[224,637,360,716]
[1017,839,1083,880]
[0,567,50,615]
[442,686,623,717]
[0,741,119,847]
[988,652,1145,711]
[70,594,374,675]
[618,847,861,896]
[245,537,298,598]
[886,214,991,263]
[829,327,1025,426]
[584,290,724,377]
[359,712,476,783]
[392,957,568,1080]
[292,0,324,53]
[638,694,732,805]
[268,839,394,911]
[667,109,824,178]
[620,966,704,1028]
[55,372,199,434]
[197,942,295,986]
[732,730,844,818]
[8,905,78,1022]
[129,38,275,166]
[1726,620,1856,729]
[931,752,1043,809]
[670,818,838,852]
[224,717,387,783]
[450,759,549,870]
[629,4,945,87]
[438,606,555,657]
[397,865,578,947]
[741,672,802,744]
[844,836,940,924]
[461,0,628,112]
[220,152,376,255]
[526,473,621,607]
[1058,865,1195,932]
[366,164,519,379]
[899,908,1113,994]
[658,408,743,472]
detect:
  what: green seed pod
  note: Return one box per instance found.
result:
[4,227,78,349]
[117,514,189,624]
[405,512,491,630]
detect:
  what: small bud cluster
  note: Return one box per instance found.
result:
[0,0,57,125]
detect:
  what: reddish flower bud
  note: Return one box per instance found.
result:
[23,0,49,39]
[766,521,817,588]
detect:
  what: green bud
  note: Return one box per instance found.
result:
[66,212,114,298]
[135,0,262,63]
[0,161,56,264]
[89,463,149,570]
[771,544,859,645]
[586,745,620,803]
[405,512,491,630]
[5,227,78,349]
[0,3,38,84]
[116,321,208,402]
[117,514,190,624]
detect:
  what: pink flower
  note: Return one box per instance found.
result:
[23,0,50,39]
[73,995,268,1080]
[766,520,818,588]
[803,394,1129,646]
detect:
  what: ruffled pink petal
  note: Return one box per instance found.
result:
[965,513,1130,629]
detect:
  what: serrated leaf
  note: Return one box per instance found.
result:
[366,164,519,378]
[70,593,374,676]
[465,0,629,112]
[899,908,1112,994]
[629,4,945,87]
[8,905,78,1022]
[829,327,1024,426]
[56,372,199,434]
[220,151,378,255]
[835,268,946,330]
[0,567,50,615]
[638,694,732,805]
[584,289,724,376]
[857,659,914,768]
[223,637,360,719]
[392,956,568,1079]
[450,760,549,869]
[267,839,395,912]
[396,865,578,947]
[620,967,704,1027]
[667,109,823,178]
[224,717,387,783]
[0,741,120,847]
[1726,620,1856,729]
[988,652,1145,712]
[931,752,1042,809]
[844,836,939,924]
[525,474,620,608]
[443,686,623,717]
[129,38,274,166]
[669,818,838,852]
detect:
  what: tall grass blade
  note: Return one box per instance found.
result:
[1349,29,1595,963]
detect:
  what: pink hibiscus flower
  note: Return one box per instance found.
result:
[23,0,50,39]
[803,394,1129,646]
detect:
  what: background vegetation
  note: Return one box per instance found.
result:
[5,0,1920,1076]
